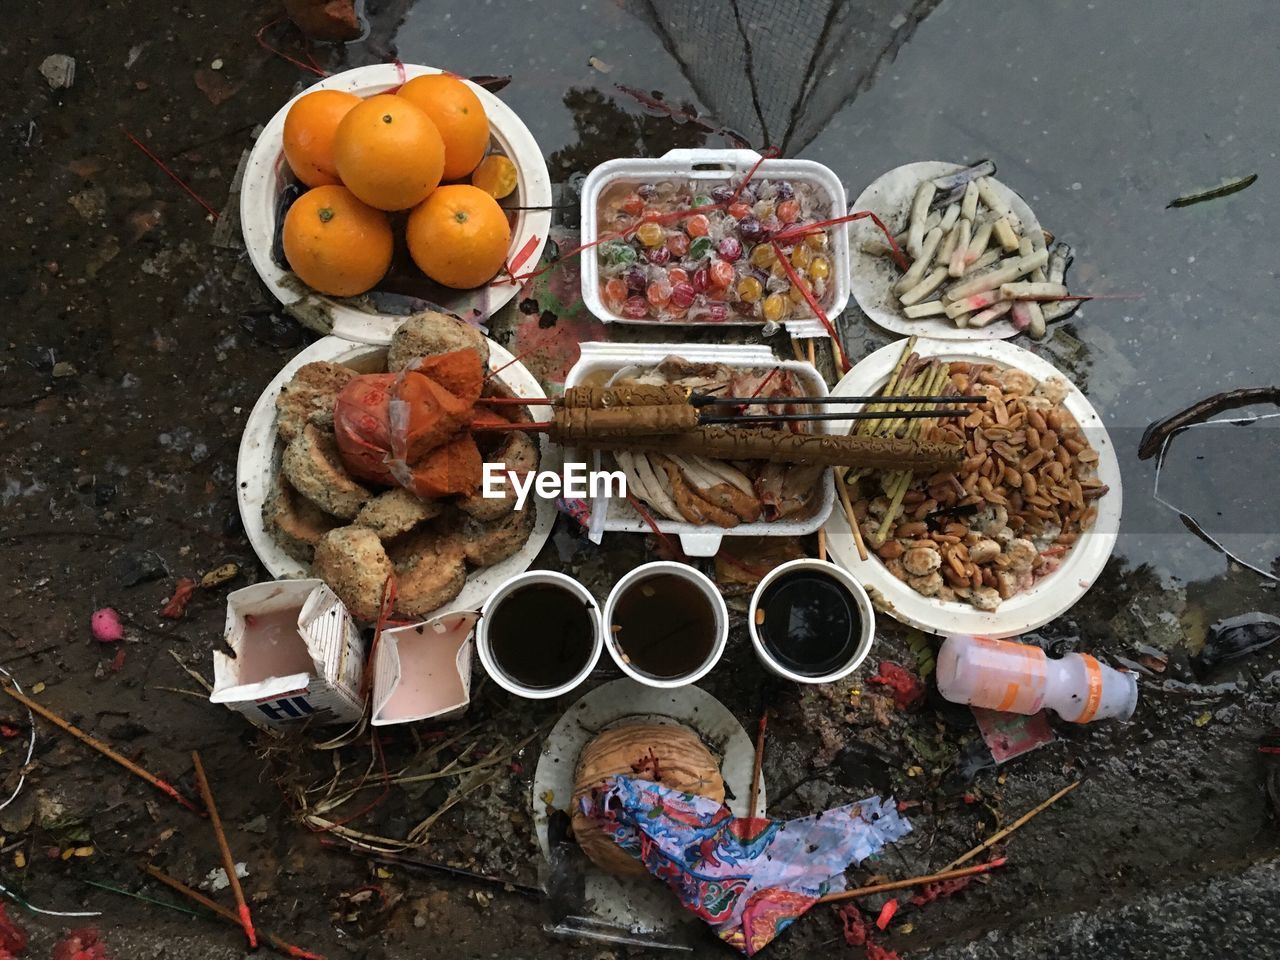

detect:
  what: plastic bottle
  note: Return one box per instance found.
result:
[936,634,1138,723]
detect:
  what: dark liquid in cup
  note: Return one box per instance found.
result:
[611,574,717,679]
[758,571,860,677]
[487,584,595,689]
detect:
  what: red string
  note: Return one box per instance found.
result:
[255,17,329,77]
[773,210,909,271]
[770,240,850,373]
[124,131,221,220]
[626,493,683,560]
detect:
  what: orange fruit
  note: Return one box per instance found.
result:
[332,95,445,210]
[283,185,393,297]
[282,90,360,187]
[406,184,511,289]
[397,74,490,181]
[471,154,517,199]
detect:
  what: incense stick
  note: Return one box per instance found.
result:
[1,684,204,815]
[145,865,324,960]
[817,857,1007,904]
[191,751,257,948]
[940,780,1082,872]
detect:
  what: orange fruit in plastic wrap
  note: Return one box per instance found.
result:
[282,89,360,187]
[406,184,511,289]
[397,74,490,181]
[282,186,393,297]
[471,154,517,199]
[333,94,445,210]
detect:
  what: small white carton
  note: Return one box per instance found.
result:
[211,580,366,728]
[371,613,478,726]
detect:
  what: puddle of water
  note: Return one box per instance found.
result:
[375,0,1279,589]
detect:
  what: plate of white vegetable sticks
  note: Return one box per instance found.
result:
[849,161,1077,341]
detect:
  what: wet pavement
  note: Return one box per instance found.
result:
[2,0,1278,957]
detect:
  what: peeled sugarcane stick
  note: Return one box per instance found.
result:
[948,218,973,277]
[907,181,937,258]
[943,249,1049,302]
[1000,281,1068,301]
[964,220,994,266]
[900,267,949,306]
[903,300,947,318]
[1017,237,1051,338]
[895,227,943,293]
[1040,243,1077,322]
[938,202,961,233]
[935,220,961,267]
[992,217,1021,252]
[959,179,978,223]
[969,300,1015,328]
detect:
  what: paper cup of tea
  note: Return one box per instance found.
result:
[603,561,728,688]
[477,571,603,699]
[748,559,875,684]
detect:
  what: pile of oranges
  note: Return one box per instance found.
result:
[280,74,520,297]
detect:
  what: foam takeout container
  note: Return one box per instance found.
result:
[579,148,850,337]
[240,64,552,344]
[562,341,835,557]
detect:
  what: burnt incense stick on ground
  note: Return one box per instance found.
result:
[817,857,1008,904]
[145,865,324,960]
[192,750,258,948]
[1,683,204,815]
[941,779,1082,871]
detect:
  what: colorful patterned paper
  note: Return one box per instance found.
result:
[580,775,911,955]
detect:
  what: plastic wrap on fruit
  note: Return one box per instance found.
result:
[333,372,399,485]
[388,351,484,463]
[396,432,484,498]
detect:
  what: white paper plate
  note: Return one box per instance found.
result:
[822,339,1121,638]
[849,162,1043,341]
[531,679,762,934]
[236,334,555,619]
[240,64,552,344]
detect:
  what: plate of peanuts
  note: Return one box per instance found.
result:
[823,337,1121,638]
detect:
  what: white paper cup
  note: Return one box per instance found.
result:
[476,571,603,699]
[748,559,875,684]
[603,562,728,688]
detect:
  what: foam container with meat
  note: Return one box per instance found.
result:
[563,342,835,557]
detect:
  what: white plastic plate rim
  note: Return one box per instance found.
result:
[240,64,552,345]
[531,678,762,934]
[236,334,555,618]
[848,161,1043,342]
[579,147,851,327]
[823,338,1122,638]
[562,341,836,555]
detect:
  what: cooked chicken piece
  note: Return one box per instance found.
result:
[457,430,540,521]
[312,526,393,622]
[454,505,536,566]
[387,310,490,372]
[756,463,824,521]
[263,477,341,562]
[275,362,356,442]
[669,455,762,523]
[281,422,372,520]
[354,488,442,540]
[389,531,467,618]
[657,457,739,527]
